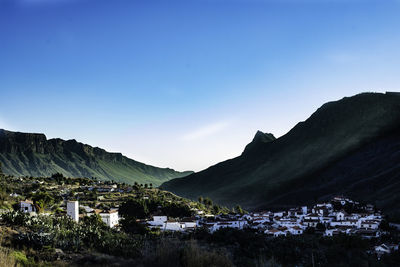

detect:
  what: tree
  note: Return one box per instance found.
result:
[198,196,204,204]
[212,205,220,214]
[52,172,64,179]
[119,198,151,234]
[119,198,149,219]
[316,223,326,231]
[32,192,54,212]
[204,197,213,207]
[235,205,244,215]
[379,220,391,231]
[0,162,3,176]
[120,217,149,235]
[161,202,192,218]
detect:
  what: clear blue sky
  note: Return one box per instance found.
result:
[1,0,399,171]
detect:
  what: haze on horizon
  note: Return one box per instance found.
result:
[0,0,399,172]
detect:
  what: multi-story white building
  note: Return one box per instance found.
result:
[67,201,79,222]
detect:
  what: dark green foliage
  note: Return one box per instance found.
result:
[203,197,213,207]
[2,211,142,258]
[161,202,191,218]
[120,199,149,219]
[32,191,54,212]
[235,205,245,215]
[0,129,192,186]
[119,197,192,220]
[120,217,149,235]
[162,93,400,216]
[51,172,64,180]
[193,228,385,267]
[379,220,392,231]
[1,211,30,226]
[212,205,220,214]
[316,223,326,231]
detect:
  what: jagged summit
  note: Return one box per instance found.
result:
[253,131,275,143]
[243,131,276,154]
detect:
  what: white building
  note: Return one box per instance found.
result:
[265,228,287,237]
[100,210,119,228]
[360,220,379,230]
[324,229,337,237]
[302,206,308,215]
[288,226,303,235]
[211,220,248,232]
[274,211,285,218]
[67,201,79,222]
[181,217,197,229]
[336,211,348,221]
[151,215,168,226]
[80,205,94,213]
[163,220,184,231]
[20,200,36,213]
[374,243,398,255]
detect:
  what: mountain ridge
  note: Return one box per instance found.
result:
[161,92,400,216]
[0,129,192,186]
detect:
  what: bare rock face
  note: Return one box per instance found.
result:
[0,130,48,154]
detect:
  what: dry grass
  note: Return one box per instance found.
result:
[181,240,233,267]
[141,239,233,267]
[0,246,18,267]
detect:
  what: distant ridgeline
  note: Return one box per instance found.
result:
[0,129,192,186]
[161,92,400,219]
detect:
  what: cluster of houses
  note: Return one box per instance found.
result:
[143,196,385,238]
[17,196,387,238]
[15,196,400,257]
[19,200,120,228]
[141,196,399,257]
[245,196,384,238]
[146,213,198,231]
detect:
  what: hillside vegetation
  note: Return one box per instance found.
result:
[161,92,400,217]
[0,130,192,186]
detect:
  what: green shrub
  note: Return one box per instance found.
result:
[12,251,28,265]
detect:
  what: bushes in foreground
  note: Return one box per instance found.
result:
[1,211,142,259]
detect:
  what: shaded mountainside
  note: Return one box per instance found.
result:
[161,92,400,216]
[0,130,192,186]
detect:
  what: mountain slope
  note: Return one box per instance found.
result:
[161,92,400,214]
[0,130,192,186]
[262,126,400,219]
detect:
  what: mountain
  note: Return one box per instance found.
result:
[0,130,192,186]
[161,92,400,217]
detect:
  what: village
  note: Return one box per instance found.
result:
[14,181,400,259]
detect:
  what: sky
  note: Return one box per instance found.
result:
[0,0,399,172]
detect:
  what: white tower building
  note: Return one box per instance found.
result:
[67,201,79,222]
[302,206,308,215]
